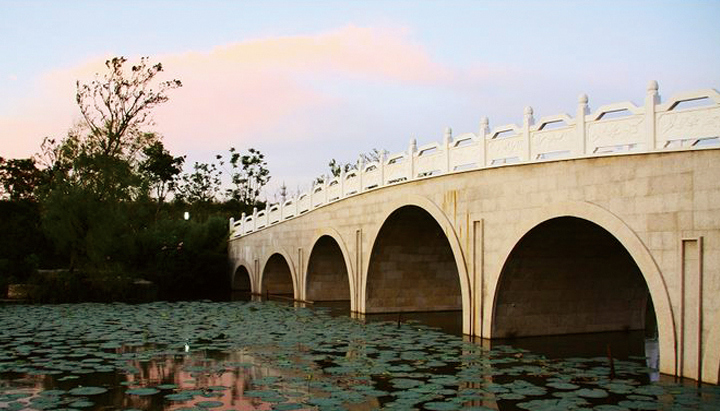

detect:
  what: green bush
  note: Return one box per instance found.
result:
[26,270,157,303]
[4,197,232,303]
[0,200,62,287]
[132,214,229,301]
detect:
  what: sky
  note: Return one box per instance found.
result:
[1,0,719,200]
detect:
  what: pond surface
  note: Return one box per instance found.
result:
[0,301,718,411]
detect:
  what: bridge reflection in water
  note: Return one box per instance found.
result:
[234,293,661,382]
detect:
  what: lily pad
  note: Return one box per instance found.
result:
[196,401,224,408]
[546,382,579,390]
[126,387,160,396]
[157,384,179,390]
[575,388,609,398]
[166,392,196,401]
[69,400,94,408]
[424,401,460,410]
[68,386,108,396]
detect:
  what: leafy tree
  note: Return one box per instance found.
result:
[277,182,288,204]
[0,157,46,201]
[41,56,181,271]
[328,158,353,178]
[325,148,387,178]
[222,147,270,206]
[175,161,222,204]
[75,56,182,161]
[140,141,185,204]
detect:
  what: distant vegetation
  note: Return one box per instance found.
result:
[0,56,270,302]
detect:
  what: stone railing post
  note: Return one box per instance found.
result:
[577,94,589,155]
[240,212,246,233]
[279,201,284,221]
[408,138,417,180]
[229,217,234,232]
[645,80,660,151]
[309,182,314,207]
[358,156,365,192]
[523,106,534,162]
[252,207,258,231]
[293,195,299,216]
[479,117,489,167]
[443,127,452,173]
[265,207,270,227]
[379,151,386,186]
[340,168,346,198]
[323,175,328,204]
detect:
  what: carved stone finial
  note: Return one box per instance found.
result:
[480,117,489,127]
[647,80,659,92]
[524,106,534,116]
[578,93,588,104]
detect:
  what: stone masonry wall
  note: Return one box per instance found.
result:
[366,206,461,313]
[306,236,350,301]
[493,217,650,337]
[262,254,294,295]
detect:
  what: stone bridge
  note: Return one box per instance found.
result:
[228,82,720,384]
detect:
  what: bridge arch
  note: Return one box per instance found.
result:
[304,228,355,307]
[362,194,471,334]
[487,200,676,376]
[231,258,255,293]
[260,248,298,300]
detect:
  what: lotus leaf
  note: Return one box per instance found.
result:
[125,387,159,396]
[156,384,178,390]
[617,400,660,410]
[272,403,304,410]
[68,387,108,396]
[166,392,195,401]
[195,401,223,408]
[423,401,460,410]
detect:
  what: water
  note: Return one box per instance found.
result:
[0,300,718,411]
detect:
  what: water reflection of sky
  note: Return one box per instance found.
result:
[0,301,717,411]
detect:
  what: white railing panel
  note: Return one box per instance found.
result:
[363,166,381,189]
[345,173,359,195]
[327,180,341,201]
[531,126,576,159]
[298,194,310,214]
[657,105,720,147]
[268,206,280,224]
[486,134,524,164]
[312,187,325,208]
[255,211,266,229]
[385,155,406,183]
[587,115,645,153]
[281,200,294,220]
[243,217,253,234]
[415,148,443,177]
[449,135,481,171]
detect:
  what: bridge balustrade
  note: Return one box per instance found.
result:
[232,82,720,238]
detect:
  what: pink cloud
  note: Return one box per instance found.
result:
[154,25,453,154]
[1,25,454,163]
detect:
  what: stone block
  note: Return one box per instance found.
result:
[647,212,677,232]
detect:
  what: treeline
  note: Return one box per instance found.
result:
[0,56,269,302]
